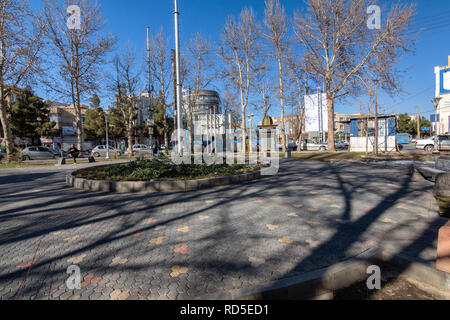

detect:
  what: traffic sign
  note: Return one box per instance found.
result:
[421,127,430,131]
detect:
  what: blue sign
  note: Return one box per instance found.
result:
[421,127,430,131]
[440,68,450,95]
[430,114,440,123]
[62,126,77,135]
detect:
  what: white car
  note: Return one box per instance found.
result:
[301,140,328,151]
[91,145,122,157]
[132,144,153,154]
[416,136,450,152]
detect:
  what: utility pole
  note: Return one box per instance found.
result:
[146,27,153,148]
[171,49,177,135]
[417,105,420,139]
[174,0,183,154]
[373,79,379,156]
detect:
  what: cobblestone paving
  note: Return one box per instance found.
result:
[0,160,447,300]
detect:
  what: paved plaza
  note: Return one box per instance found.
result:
[0,160,447,300]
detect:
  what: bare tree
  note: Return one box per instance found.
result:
[222,88,241,130]
[219,7,263,154]
[293,0,415,151]
[286,48,308,150]
[41,0,116,152]
[184,33,213,154]
[149,28,171,155]
[264,0,289,152]
[0,0,43,162]
[110,45,141,156]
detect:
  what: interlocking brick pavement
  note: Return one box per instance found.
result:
[0,160,447,300]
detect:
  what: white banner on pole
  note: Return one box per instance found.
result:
[304,93,328,133]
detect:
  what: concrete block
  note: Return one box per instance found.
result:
[185,179,199,191]
[196,178,211,190]
[435,173,450,197]
[144,181,160,193]
[230,175,241,184]
[159,181,185,192]
[436,157,450,171]
[132,182,147,193]
[66,175,74,186]
[73,178,86,190]
[114,182,135,193]
[437,221,450,274]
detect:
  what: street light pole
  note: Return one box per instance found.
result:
[373,79,379,156]
[174,0,183,154]
[105,112,110,159]
[432,97,442,153]
[248,114,254,153]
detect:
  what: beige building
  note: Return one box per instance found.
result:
[48,102,89,149]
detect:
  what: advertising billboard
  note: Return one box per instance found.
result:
[62,126,77,136]
[304,93,328,133]
[441,68,450,95]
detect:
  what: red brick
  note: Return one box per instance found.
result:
[437,222,450,274]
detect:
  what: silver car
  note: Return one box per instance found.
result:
[301,140,328,151]
[132,144,153,154]
[21,146,58,160]
[91,145,122,158]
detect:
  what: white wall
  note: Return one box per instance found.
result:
[350,136,396,152]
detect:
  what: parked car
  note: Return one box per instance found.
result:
[21,146,58,160]
[287,142,298,151]
[91,145,122,158]
[44,147,63,158]
[300,140,328,152]
[415,135,450,152]
[335,141,349,150]
[132,144,153,154]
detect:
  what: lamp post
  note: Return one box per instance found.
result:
[432,97,442,153]
[248,113,254,153]
[105,112,110,159]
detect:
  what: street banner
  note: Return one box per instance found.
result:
[304,93,328,132]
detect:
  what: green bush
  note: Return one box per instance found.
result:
[73,158,262,181]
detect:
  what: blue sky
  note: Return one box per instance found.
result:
[31,0,450,122]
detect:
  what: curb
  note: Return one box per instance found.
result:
[196,248,450,300]
[67,170,262,193]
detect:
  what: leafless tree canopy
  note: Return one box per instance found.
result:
[264,0,289,152]
[0,0,44,161]
[293,0,415,150]
[219,7,264,153]
[109,44,141,156]
[41,0,116,151]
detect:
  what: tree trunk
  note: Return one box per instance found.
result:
[164,120,169,156]
[0,85,13,162]
[189,118,194,154]
[127,126,133,157]
[241,108,246,154]
[327,94,336,152]
[278,58,286,153]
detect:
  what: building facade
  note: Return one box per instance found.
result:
[48,102,89,150]
[182,89,228,136]
[348,114,397,152]
[434,55,450,135]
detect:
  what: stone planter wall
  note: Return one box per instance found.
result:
[67,171,262,193]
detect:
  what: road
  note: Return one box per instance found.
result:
[0,160,447,300]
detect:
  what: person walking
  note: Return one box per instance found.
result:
[67,144,80,164]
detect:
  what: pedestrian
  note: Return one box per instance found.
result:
[67,144,80,164]
[152,143,158,158]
